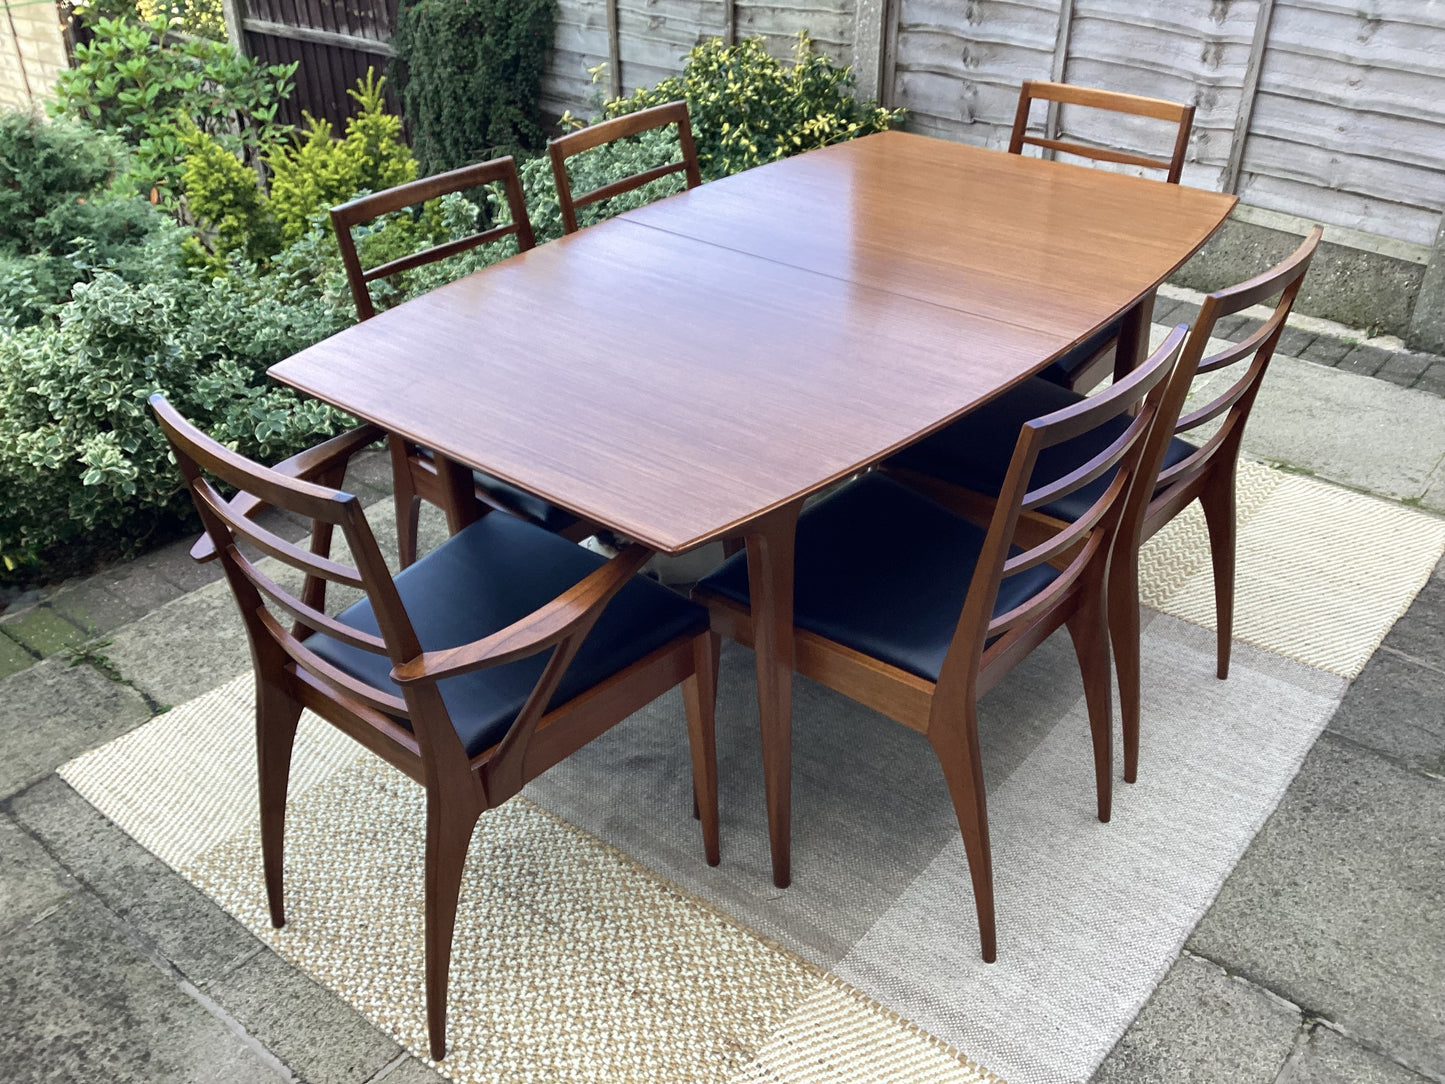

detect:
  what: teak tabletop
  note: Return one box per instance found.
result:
[270,130,1237,887]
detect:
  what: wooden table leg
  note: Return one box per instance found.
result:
[433,453,482,535]
[1114,288,1158,383]
[744,500,803,889]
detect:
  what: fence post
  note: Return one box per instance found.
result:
[1222,0,1275,194]
[1043,0,1075,150]
[222,0,248,55]
[604,0,621,99]
[1409,214,1445,353]
[723,0,734,45]
[851,0,892,103]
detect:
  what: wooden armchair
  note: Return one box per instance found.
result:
[694,331,1185,960]
[548,101,702,235]
[152,396,720,1061]
[888,228,1322,782]
[331,157,590,568]
[1010,80,1196,392]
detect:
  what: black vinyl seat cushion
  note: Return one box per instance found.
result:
[697,474,1060,684]
[1039,318,1121,386]
[888,376,1196,523]
[415,448,578,533]
[307,513,706,757]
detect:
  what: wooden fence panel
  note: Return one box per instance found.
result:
[1237,0,1445,245]
[238,0,396,130]
[890,0,1061,146]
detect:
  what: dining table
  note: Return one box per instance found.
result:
[268,128,1238,888]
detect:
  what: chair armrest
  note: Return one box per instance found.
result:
[389,544,654,685]
[190,425,385,562]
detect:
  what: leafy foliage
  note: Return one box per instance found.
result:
[0,261,354,577]
[607,33,901,181]
[266,73,417,244]
[391,0,555,175]
[178,121,279,265]
[50,15,294,206]
[0,112,180,327]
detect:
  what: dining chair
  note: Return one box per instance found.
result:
[887,228,1322,783]
[1010,80,1196,392]
[331,157,589,568]
[152,395,721,1061]
[548,100,703,235]
[694,330,1185,960]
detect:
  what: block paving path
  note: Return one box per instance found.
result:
[2,324,1443,1083]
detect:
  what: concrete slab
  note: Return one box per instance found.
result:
[0,605,88,657]
[0,629,34,679]
[0,657,152,800]
[1187,354,1445,501]
[0,813,72,937]
[1187,735,1445,1081]
[102,581,252,707]
[1092,953,1300,1084]
[0,895,286,1084]
[6,775,261,984]
[1290,1026,1434,1084]
[1329,652,1445,776]
[1422,457,1445,514]
[10,775,188,910]
[204,950,407,1084]
[1379,556,1445,661]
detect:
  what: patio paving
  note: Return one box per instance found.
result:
[1,319,1442,1083]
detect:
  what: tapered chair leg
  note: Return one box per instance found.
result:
[257,676,303,929]
[928,703,996,962]
[1107,554,1142,785]
[1067,592,1114,823]
[388,434,422,569]
[424,799,480,1062]
[1199,466,1238,681]
[682,630,721,866]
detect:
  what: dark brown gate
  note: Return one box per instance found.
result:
[222,0,399,129]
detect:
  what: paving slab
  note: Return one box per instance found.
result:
[102,581,253,707]
[0,604,88,657]
[204,949,409,1084]
[1091,953,1300,1084]
[1187,735,1445,1081]
[1423,457,1445,514]
[1290,1026,1434,1084]
[0,629,34,679]
[6,775,261,985]
[0,813,72,937]
[0,895,286,1084]
[1329,650,1445,777]
[1380,556,1445,661]
[0,656,152,800]
[1188,354,1445,501]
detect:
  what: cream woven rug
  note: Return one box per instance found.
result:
[60,464,1445,1084]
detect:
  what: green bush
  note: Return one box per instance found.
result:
[0,262,354,578]
[391,0,555,175]
[0,111,180,327]
[51,15,294,206]
[608,33,901,181]
[266,73,417,244]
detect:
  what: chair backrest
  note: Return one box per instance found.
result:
[331,156,537,321]
[1155,226,1322,500]
[941,325,1189,686]
[1008,80,1195,184]
[548,100,703,235]
[150,396,645,788]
